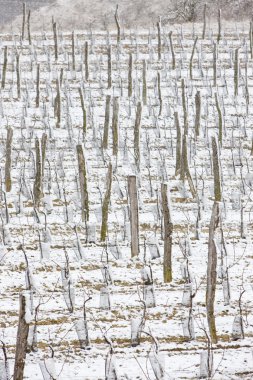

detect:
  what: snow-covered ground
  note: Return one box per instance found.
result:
[0,21,253,379]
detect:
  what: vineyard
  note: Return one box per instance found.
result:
[0,12,253,380]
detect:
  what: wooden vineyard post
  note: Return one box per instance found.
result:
[101,162,113,242]
[250,21,253,59]
[195,90,201,138]
[72,31,76,71]
[134,101,142,172]
[5,127,13,192]
[85,41,89,81]
[41,133,47,180]
[13,293,30,380]
[142,60,147,105]
[108,45,112,89]
[53,21,58,61]
[16,53,21,99]
[169,31,175,70]
[157,20,161,60]
[215,92,223,146]
[234,47,239,97]
[202,3,207,39]
[27,9,31,45]
[35,64,40,108]
[213,43,217,87]
[21,2,26,41]
[161,183,173,283]
[33,138,42,208]
[217,9,221,44]
[114,5,121,44]
[157,72,162,116]
[175,111,181,175]
[206,137,221,343]
[180,79,196,198]
[190,36,198,80]
[128,176,139,257]
[55,77,61,128]
[206,201,219,344]
[212,136,221,202]
[103,95,111,149]
[112,97,119,156]
[128,53,133,98]
[2,46,8,89]
[76,145,89,222]
[78,87,87,137]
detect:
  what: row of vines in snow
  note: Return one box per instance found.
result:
[0,7,253,380]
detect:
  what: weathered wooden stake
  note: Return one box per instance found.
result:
[134,101,142,172]
[53,22,58,61]
[161,183,173,283]
[13,293,30,380]
[190,36,198,80]
[169,31,176,70]
[217,9,221,44]
[107,45,112,89]
[5,127,13,192]
[33,138,42,208]
[206,201,219,343]
[195,90,201,138]
[2,46,8,89]
[27,9,31,45]
[157,20,161,60]
[35,64,40,108]
[142,59,147,105]
[16,53,21,99]
[112,97,119,156]
[128,176,139,257]
[21,2,26,40]
[128,53,133,98]
[76,145,89,222]
[72,31,76,71]
[114,5,121,44]
[213,43,217,87]
[234,47,239,97]
[212,137,221,202]
[175,111,181,176]
[84,41,89,81]
[103,95,111,149]
[101,162,113,241]
[215,93,223,146]
[78,87,87,137]
[202,3,207,39]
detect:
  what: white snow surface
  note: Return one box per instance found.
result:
[0,20,253,380]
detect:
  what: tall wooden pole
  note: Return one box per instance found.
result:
[128,176,139,257]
